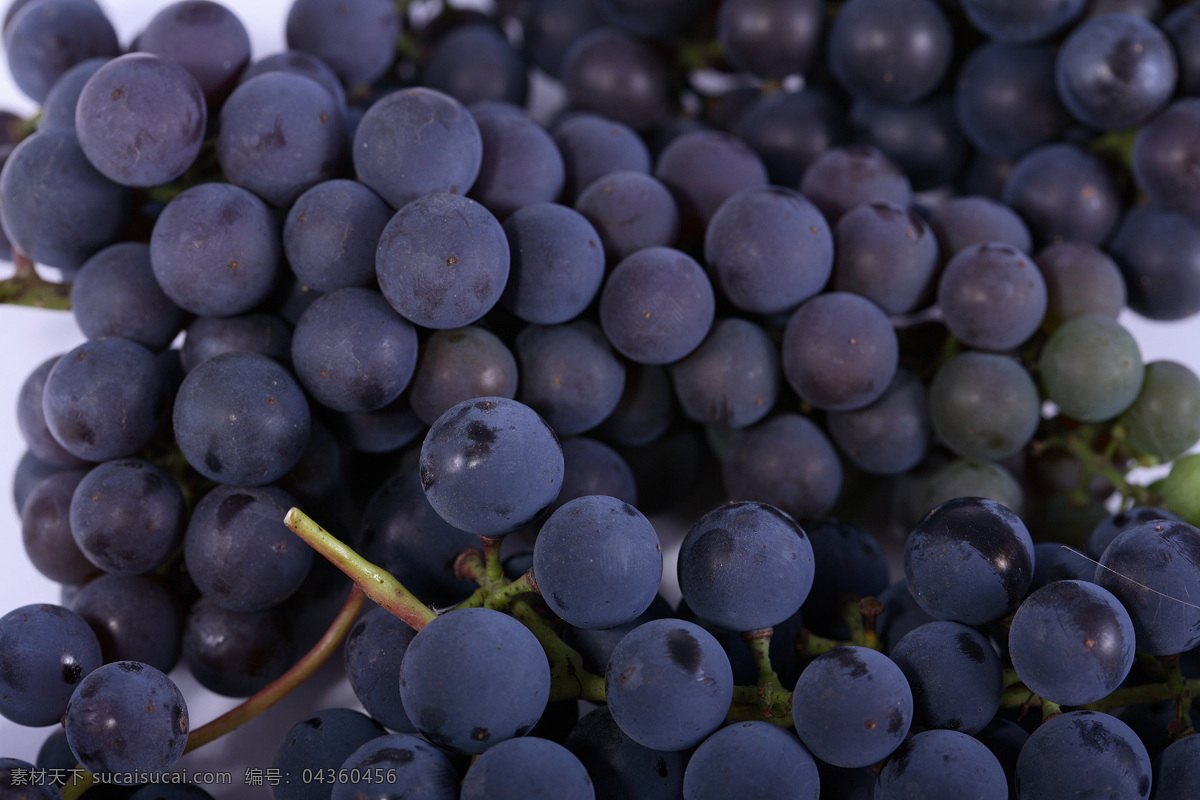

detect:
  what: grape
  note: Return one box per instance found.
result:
[847,95,968,191]
[653,129,768,231]
[1095,518,1200,655]
[598,246,715,365]
[801,519,890,636]
[1107,203,1200,322]
[890,621,1002,734]
[470,111,565,220]
[703,186,832,316]
[21,468,96,585]
[533,494,662,629]
[1056,12,1177,131]
[800,144,912,224]
[343,606,418,733]
[0,603,101,727]
[69,574,182,674]
[574,171,680,262]
[904,496,1035,625]
[917,458,1026,519]
[1034,241,1127,331]
[407,326,519,427]
[520,0,607,79]
[285,0,399,86]
[1132,98,1200,217]
[39,56,106,130]
[340,396,425,455]
[561,28,670,131]
[70,458,185,575]
[1155,734,1200,800]
[832,203,938,315]
[668,317,779,429]
[684,722,820,800]
[1163,2,1200,95]
[826,368,931,476]
[180,313,292,373]
[1015,711,1151,800]
[604,618,734,751]
[827,0,953,106]
[173,351,312,487]
[928,351,1041,461]
[149,181,282,317]
[17,357,89,469]
[460,737,595,800]
[1038,314,1144,423]
[353,88,482,210]
[332,734,459,800]
[677,501,814,632]
[791,646,913,768]
[938,243,1047,352]
[4,0,119,103]
[552,113,651,202]
[735,88,847,187]
[271,709,387,800]
[1009,579,1136,705]
[1088,506,1181,560]
[928,196,1033,262]
[181,597,294,698]
[400,607,551,754]
[216,71,344,208]
[375,193,509,330]
[1031,541,1097,589]
[64,661,189,780]
[136,0,251,103]
[597,0,709,40]
[516,319,626,437]
[70,242,185,351]
[876,729,1008,800]
[781,291,899,412]
[423,22,528,109]
[501,202,606,325]
[556,437,638,510]
[596,362,675,448]
[1002,143,1121,246]
[291,287,419,414]
[960,0,1086,42]
[716,0,824,80]
[564,705,685,800]
[238,49,347,111]
[721,413,843,521]
[419,397,564,536]
[1120,360,1200,461]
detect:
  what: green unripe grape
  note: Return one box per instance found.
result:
[1120,360,1200,462]
[929,351,1040,461]
[1038,315,1144,422]
[1163,453,1200,526]
[919,458,1025,520]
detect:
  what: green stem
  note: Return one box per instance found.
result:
[1064,433,1148,506]
[1042,699,1063,721]
[1160,656,1196,738]
[479,536,506,586]
[0,250,71,310]
[484,571,538,611]
[58,772,94,800]
[284,507,436,631]
[1003,667,1024,688]
[509,598,605,703]
[726,629,793,725]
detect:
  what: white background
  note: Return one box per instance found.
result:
[2,0,1200,796]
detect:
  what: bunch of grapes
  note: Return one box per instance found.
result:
[2,0,1200,797]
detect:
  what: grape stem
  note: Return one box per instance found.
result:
[509,598,606,703]
[284,507,437,630]
[728,629,793,726]
[58,585,367,800]
[0,249,71,310]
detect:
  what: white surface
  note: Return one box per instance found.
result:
[2,0,1200,795]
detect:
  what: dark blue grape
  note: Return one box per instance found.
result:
[1164,2,1200,95]
[4,0,118,103]
[716,0,824,80]
[21,468,96,585]
[272,709,388,800]
[70,458,184,575]
[890,621,1003,734]
[184,484,313,613]
[800,144,912,224]
[501,202,606,324]
[12,450,72,515]
[565,704,685,800]
[516,320,626,436]
[418,397,564,536]
[181,597,294,698]
[39,56,107,129]
[597,0,708,39]
[800,518,890,636]
[173,351,312,487]
[960,0,1086,42]
[556,437,638,510]
[70,242,185,351]
[827,0,953,106]
[424,22,528,108]
[179,313,292,374]
[722,413,843,521]
[216,71,344,208]
[599,246,714,365]
[653,129,768,231]
[604,618,733,751]
[291,287,418,413]
[669,317,779,429]
[460,737,593,800]
[286,0,397,86]
[1034,241,1127,331]
[1031,541,1097,589]
[353,87,482,210]
[238,49,347,110]
[0,127,131,270]
[904,496,1035,625]
[74,53,206,187]
[331,734,459,800]
[684,722,819,800]
[408,326,519,427]
[343,606,418,733]
[955,43,1069,160]
[791,646,913,768]
[149,181,281,317]
[469,111,564,220]
[833,202,938,315]
[1155,734,1200,800]
[17,356,89,468]
[534,494,661,629]
[703,186,832,316]
[43,337,167,463]
[520,0,607,78]
[64,661,189,780]
[552,113,650,201]
[136,0,251,103]
[1132,99,1200,218]
[340,395,426,455]
[928,196,1033,262]
[876,729,1008,800]
[1002,143,1121,246]
[1107,203,1200,321]
[1096,519,1200,655]
[1015,711,1151,800]
[847,95,967,191]
[399,607,550,754]
[0,603,101,726]
[1056,12,1177,131]
[735,88,848,187]
[827,368,930,476]
[69,574,182,674]
[573,171,679,262]
[562,28,670,131]
[938,243,1047,351]
[375,193,509,330]
[595,362,674,448]
[678,501,814,632]
[283,179,391,292]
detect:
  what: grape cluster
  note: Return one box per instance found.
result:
[3,0,1200,798]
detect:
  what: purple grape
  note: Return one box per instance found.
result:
[0,603,101,727]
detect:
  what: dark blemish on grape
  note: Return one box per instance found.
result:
[621,502,639,517]
[551,590,568,610]
[513,726,529,738]
[0,652,28,692]
[1076,717,1114,753]
[419,461,436,491]
[945,717,963,730]
[61,661,82,685]
[117,661,143,672]
[217,492,255,528]
[79,679,99,700]
[362,747,412,767]
[263,118,288,149]
[956,632,986,663]
[827,647,869,678]
[666,628,703,675]
[474,400,496,412]
[204,450,223,475]
[889,737,914,776]
[420,706,448,736]
[494,503,513,516]
[657,758,668,778]
[305,716,323,729]
[464,421,497,461]
[348,620,367,642]
[1138,774,1150,796]
[698,528,736,568]
[471,727,490,741]
[887,707,906,734]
